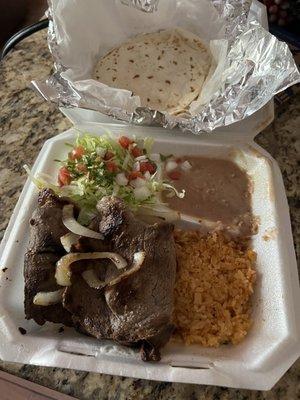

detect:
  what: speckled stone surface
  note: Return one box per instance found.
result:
[0,30,299,400]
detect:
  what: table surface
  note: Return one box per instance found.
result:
[0,30,299,400]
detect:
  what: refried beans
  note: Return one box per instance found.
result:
[164,156,256,236]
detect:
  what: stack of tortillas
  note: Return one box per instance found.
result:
[94,28,212,115]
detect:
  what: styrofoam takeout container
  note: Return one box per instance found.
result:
[0,118,299,391]
[0,0,299,390]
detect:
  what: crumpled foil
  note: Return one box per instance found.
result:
[211,0,252,37]
[34,0,300,134]
[120,0,159,13]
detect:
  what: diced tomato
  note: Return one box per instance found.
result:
[131,146,143,158]
[140,161,157,174]
[168,170,181,180]
[128,171,143,180]
[104,150,114,160]
[175,157,182,164]
[118,136,133,149]
[106,161,118,173]
[58,166,71,186]
[76,163,87,173]
[68,146,85,160]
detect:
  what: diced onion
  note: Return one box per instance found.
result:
[131,177,146,188]
[96,148,106,157]
[33,289,64,306]
[60,232,80,253]
[149,153,160,163]
[62,204,104,240]
[82,269,105,289]
[165,160,178,173]
[144,171,151,180]
[116,173,128,186]
[135,155,147,161]
[133,186,151,200]
[55,252,128,287]
[107,252,145,287]
[181,160,192,171]
[133,161,140,171]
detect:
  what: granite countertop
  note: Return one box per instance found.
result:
[0,30,299,400]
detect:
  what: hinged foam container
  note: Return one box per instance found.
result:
[0,112,299,390]
[0,1,299,391]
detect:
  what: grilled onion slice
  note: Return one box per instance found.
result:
[55,252,127,287]
[62,204,104,240]
[33,289,64,306]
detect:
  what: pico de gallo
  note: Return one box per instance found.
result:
[26,132,185,224]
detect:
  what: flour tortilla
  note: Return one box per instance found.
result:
[93,28,212,115]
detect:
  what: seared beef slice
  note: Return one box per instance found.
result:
[24,189,73,326]
[25,191,176,360]
[64,197,177,359]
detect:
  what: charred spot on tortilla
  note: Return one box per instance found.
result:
[18,327,27,335]
[129,59,134,63]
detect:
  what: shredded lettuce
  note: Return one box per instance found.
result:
[25,132,184,223]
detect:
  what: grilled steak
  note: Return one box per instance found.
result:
[64,196,177,360]
[25,192,176,360]
[24,189,73,326]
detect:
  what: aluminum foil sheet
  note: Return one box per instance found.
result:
[120,0,159,13]
[211,0,252,37]
[35,0,300,134]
